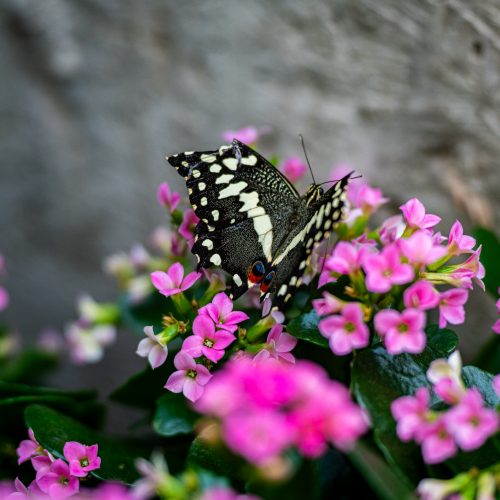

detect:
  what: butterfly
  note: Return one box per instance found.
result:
[167,139,352,311]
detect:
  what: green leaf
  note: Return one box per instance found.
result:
[473,335,500,374]
[25,404,143,484]
[0,381,96,401]
[188,436,240,479]
[119,292,169,336]
[472,226,500,297]
[0,349,57,383]
[287,310,329,348]
[462,366,499,408]
[154,393,197,437]
[351,326,458,487]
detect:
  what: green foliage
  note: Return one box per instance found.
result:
[472,227,500,297]
[154,392,198,437]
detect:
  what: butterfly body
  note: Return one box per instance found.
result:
[168,139,351,310]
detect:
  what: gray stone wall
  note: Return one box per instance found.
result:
[1,0,498,367]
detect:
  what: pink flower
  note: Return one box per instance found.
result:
[445,389,499,451]
[375,308,426,354]
[398,231,448,267]
[427,352,465,405]
[91,482,133,500]
[63,441,101,477]
[312,292,343,316]
[17,429,44,465]
[362,245,414,293]
[403,281,440,310]
[420,416,457,464]
[222,126,259,145]
[151,262,201,298]
[223,410,295,464]
[349,185,388,215]
[324,242,364,276]
[438,289,468,329]
[157,181,181,212]
[178,209,199,244]
[391,388,431,442]
[182,315,235,363]
[447,220,476,256]
[36,459,79,499]
[136,326,169,369]
[493,318,500,334]
[254,324,298,364]
[493,374,500,397]
[379,215,405,245]
[318,303,370,355]
[165,351,212,402]
[65,323,116,364]
[279,156,307,183]
[400,198,441,230]
[132,452,169,500]
[0,287,8,311]
[198,292,249,333]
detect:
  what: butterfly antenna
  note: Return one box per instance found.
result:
[299,134,317,185]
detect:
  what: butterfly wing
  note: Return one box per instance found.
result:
[168,140,301,299]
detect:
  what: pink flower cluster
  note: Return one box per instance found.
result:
[391,352,499,464]
[13,429,101,498]
[315,197,483,356]
[195,357,369,465]
[492,289,500,334]
[165,293,248,402]
[0,254,9,311]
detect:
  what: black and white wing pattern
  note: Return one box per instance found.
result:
[167,139,351,311]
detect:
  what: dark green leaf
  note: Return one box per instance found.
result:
[0,381,96,401]
[188,436,240,479]
[153,393,197,437]
[0,349,58,384]
[462,366,499,408]
[473,336,500,375]
[287,310,329,348]
[119,292,169,336]
[472,227,500,297]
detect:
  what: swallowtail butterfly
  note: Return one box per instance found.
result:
[168,139,351,311]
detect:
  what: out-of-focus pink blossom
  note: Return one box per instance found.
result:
[132,452,169,500]
[417,478,461,500]
[157,181,181,212]
[427,352,465,405]
[447,220,476,256]
[151,262,201,298]
[391,387,431,442]
[0,287,8,311]
[448,246,485,291]
[318,303,370,355]
[198,292,249,333]
[36,459,79,499]
[89,482,134,500]
[403,281,440,310]
[400,198,441,230]
[63,441,101,477]
[178,209,199,245]
[438,289,468,329]
[375,308,426,354]
[398,231,447,267]
[16,429,44,465]
[280,156,307,183]
[349,185,388,215]
[200,486,260,500]
[137,326,169,369]
[151,227,185,257]
[254,324,298,364]
[379,215,405,245]
[445,389,499,451]
[182,315,235,363]
[65,323,116,365]
[312,292,344,317]
[493,374,500,397]
[165,351,212,402]
[420,416,457,464]
[222,126,260,145]
[362,245,414,293]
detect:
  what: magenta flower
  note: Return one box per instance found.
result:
[63,441,101,477]
[279,156,307,183]
[398,231,447,267]
[165,351,212,402]
[379,215,405,245]
[151,262,201,298]
[447,220,476,256]
[182,315,235,363]
[400,198,441,230]
[375,308,426,354]
[438,288,468,328]
[222,126,259,145]
[420,416,457,464]
[493,318,500,334]
[391,387,431,442]
[254,324,298,364]
[198,292,249,333]
[324,242,364,276]
[36,459,79,499]
[157,181,181,212]
[16,429,44,465]
[136,326,169,369]
[32,454,53,475]
[0,287,8,311]
[312,292,343,316]
[349,185,388,215]
[178,209,199,244]
[426,351,465,405]
[318,303,370,356]
[92,482,134,500]
[493,374,500,397]
[445,389,499,451]
[403,281,440,310]
[362,244,414,293]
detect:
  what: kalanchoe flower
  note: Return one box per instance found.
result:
[493,374,500,397]
[132,452,170,500]
[322,241,365,278]
[254,324,298,364]
[362,244,414,293]
[403,281,440,310]
[0,287,8,311]
[36,459,80,499]
[151,226,185,256]
[312,292,344,316]
[63,441,101,477]
[90,482,134,500]
[222,126,260,145]
[178,209,199,245]
[379,215,405,245]
[420,416,457,464]
[318,303,370,356]
[17,429,44,465]
[447,220,476,256]
[279,157,307,183]
[349,185,388,215]
[198,292,249,333]
[65,323,116,364]
[417,476,466,500]
[151,262,201,298]
[157,181,181,212]
[438,288,468,329]
[374,308,426,354]
[137,325,169,369]
[427,351,466,404]
[200,486,260,500]
[165,351,212,402]
[182,314,235,363]
[391,387,431,442]
[400,198,441,230]
[398,231,447,267]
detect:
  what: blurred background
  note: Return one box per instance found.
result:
[1,0,499,393]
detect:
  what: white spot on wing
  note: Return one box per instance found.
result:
[211,210,219,221]
[233,274,243,287]
[223,158,239,170]
[218,181,248,199]
[198,182,206,191]
[200,153,216,163]
[210,254,222,265]
[278,285,287,296]
[210,164,222,173]
[216,174,234,184]
[201,197,208,206]
[192,170,201,178]
[239,191,260,212]
[202,240,214,250]
[241,155,257,166]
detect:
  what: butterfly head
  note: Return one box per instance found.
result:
[304,184,324,206]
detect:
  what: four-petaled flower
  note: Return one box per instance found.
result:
[400,198,441,230]
[137,325,169,369]
[438,288,468,329]
[349,185,388,215]
[63,441,101,477]
[178,209,199,245]
[403,281,440,310]
[420,416,457,464]
[198,292,249,333]
[36,459,80,499]
[151,262,201,298]
[447,220,476,256]
[157,181,181,212]
[398,231,447,268]
[391,387,431,442]
[254,324,298,364]
[222,126,260,145]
